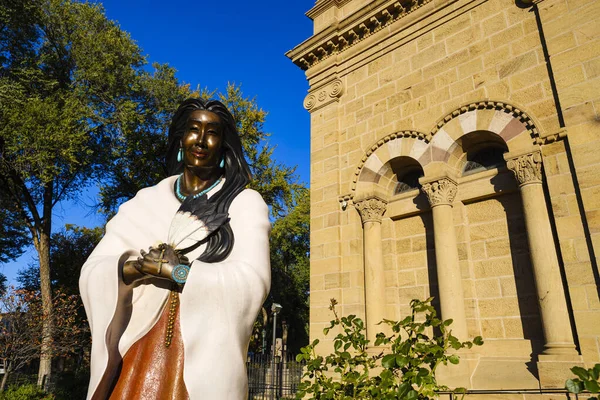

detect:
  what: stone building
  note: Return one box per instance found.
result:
[287,0,600,390]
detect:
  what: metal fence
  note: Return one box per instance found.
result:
[247,353,305,399]
[438,388,594,399]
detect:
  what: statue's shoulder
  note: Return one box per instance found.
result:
[230,188,268,219]
[233,188,265,204]
[137,176,177,199]
[116,176,177,215]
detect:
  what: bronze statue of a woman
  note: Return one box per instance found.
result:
[80,99,271,399]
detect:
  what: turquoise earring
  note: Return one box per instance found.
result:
[219,157,225,168]
[177,147,183,162]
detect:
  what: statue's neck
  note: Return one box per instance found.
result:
[181,167,221,196]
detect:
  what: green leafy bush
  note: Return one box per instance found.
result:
[296,298,483,399]
[0,384,55,400]
[566,364,600,400]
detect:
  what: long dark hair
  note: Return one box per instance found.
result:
[166,98,252,262]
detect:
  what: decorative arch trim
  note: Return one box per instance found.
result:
[350,101,563,197]
[430,100,555,144]
[353,131,428,190]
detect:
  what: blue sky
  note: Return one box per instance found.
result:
[96,0,314,180]
[1,0,315,284]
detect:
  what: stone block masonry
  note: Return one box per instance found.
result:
[288,0,600,391]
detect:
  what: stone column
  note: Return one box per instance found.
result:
[504,149,578,357]
[421,176,469,340]
[354,195,387,344]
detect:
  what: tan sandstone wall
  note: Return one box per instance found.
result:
[540,0,600,365]
[288,0,600,389]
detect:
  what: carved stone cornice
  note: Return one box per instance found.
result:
[286,0,433,71]
[505,151,543,186]
[354,196,387,224]
[304,78,344,112]
[421,177,458,207]
[306,0,353,20]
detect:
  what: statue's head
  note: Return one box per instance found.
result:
[166,98,250,182]
[166,98,252,263]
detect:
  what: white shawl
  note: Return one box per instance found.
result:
[79,175,271,399]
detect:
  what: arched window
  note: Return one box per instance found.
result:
[459,131,508,176]
[391,157,424,195]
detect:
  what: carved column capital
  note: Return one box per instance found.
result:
[505,151,543,186]
[421,177,458,207]
[354,196,387,224]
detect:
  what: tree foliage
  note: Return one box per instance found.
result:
[98,83,302,219]
[0,193,28,263]
[0,384,55,400]
[268,186,310,353]
[296,298,483,399]
[0,0,193,385]
[96,63,192,215]
[218,86,309,354]
[97,82,311,354]
[0,273,6,296]
[18,225,103,296]
[566,364,600,399]
[1,0,310,383]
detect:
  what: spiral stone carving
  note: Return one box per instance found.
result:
[329,79,343,97]
[303,94,316,110]
[303,78,345,112]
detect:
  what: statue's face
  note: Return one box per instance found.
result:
[182,110,224,170]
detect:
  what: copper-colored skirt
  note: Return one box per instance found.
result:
[108,293,189,400]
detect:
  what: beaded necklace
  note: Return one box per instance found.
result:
[175,174,223,203]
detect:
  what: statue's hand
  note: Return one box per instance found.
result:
[122,259,147,285]
[137,244,188,282]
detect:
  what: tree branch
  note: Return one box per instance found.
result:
[0,169,36,237]
[51,166,83,208]
[1,162,43,226]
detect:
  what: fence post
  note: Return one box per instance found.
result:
[278,357,283,399]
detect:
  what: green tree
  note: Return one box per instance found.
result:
[0,273,6,296]
[98,83,311,354]
[98,83,300,219]
[268,186,310,354]
[18,225,103,296]
[0,193,28,264]
[0,0,189,387]
[15,226,100,395]
[217,86,310,353]
[97,63,192,215]
[216,85,301,219]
